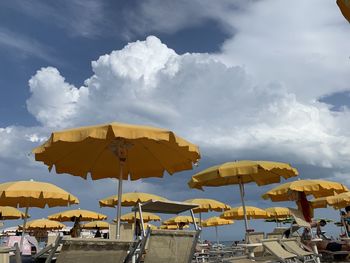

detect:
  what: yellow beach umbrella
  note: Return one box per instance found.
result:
[159,224,189,230]
[337,0,350,22]
[265,207,291,227]
[0,180,78,249]
[202,216,234,245]
[99,192,168,207]
[188,160,298,232]
[0,206,29,220]
[221,206,269,220]
[144,223,158,230]
[265,207,291,218]
[82,221,110,230]
[19,219,65,230]
[183,198,231,213]
[163,215,199,225]
[183,198,231,227]
[33,122,200,239]
[262,180,348,202]
[48,209,107,222]
[311,192,350,209]
[262,179,348,223]
[118,212,161,223]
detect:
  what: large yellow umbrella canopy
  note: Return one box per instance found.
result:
[265,207,291,219]
[82,221,110,230]
[19,219,65,230]
[337,0,350,22]
[33,122,200,239]
[262,180,348,202]
[0,206,29,220]
[48,209,107,222]
[221,206,270,220]
[99,192,168,207]
[311,192,350,209]
[202,216,233,245]
[118,212,161,223]
[163,215,199,225]
[183,198,231,213]
[0,181,79,208]
[188,160,298,232]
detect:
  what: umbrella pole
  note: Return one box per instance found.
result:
[215,226,219,245]
[20,206,29,250]
[238,179,249,233]
[116,161,124,240]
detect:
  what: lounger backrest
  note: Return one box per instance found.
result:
[262,238,296,260]
[109,222,134,241]
[288,208,311,229]
[280,238,313,257]
[47,233,59,246]
[143,229,200,263]
[266,233,282,239]
[55,238,134,263]
[245,232,264,255]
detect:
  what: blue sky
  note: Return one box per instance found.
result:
[1,0,350,241]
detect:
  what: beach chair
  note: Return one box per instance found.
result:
[32,235,61,262]
[261,239,298,263]
[245,232,265,256]
[266,233,282,239]
[140,229,200,263]
[54,238,134,263]
[279,238,319,263]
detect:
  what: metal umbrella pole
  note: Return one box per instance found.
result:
[238,177,249,233]
[20,206,29,250]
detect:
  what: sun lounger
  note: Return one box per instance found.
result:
[53,238,135,263]
[245,232,265,256]
[32,235,62,262]
[279,238,319,263]
[140,229,200,263]
[261,238,298,263]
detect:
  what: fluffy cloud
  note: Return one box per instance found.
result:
[2,35,346,216]
[23,36,350,171]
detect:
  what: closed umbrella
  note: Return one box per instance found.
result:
[33,122,200,239]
